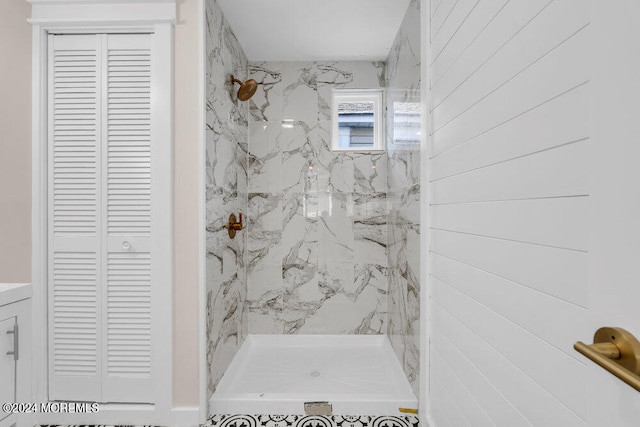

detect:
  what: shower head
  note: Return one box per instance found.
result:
[231,76,258,101]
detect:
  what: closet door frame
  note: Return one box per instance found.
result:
[30,2,175,425]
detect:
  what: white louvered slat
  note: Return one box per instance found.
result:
[51,42,98,236]
[106,252,152,377]
[106,42,152,236]
[52,252,98,375]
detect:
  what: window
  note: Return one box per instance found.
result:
[332,89,384,151]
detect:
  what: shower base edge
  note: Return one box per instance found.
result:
[209,334,417,416]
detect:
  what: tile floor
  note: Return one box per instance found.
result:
[204,414,420,427]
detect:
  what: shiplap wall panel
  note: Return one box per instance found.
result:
[431,348,494,427]
[431,229,588,307]
[428,0,592,424]
[430,0,446,19]
[433,0,588,118]
[430,0,459,42]
[431,252,587,362]
[431,326,530,427]
[431,0,508,84]
[432,0,549,101]
[432,197,589,251]
[432,26,589,155]
[433,276,588,415]
[432,303,586,426]
[431,373,472,427]
[430,0,478,62]
[431,140,589,204]
[431,84,589,180]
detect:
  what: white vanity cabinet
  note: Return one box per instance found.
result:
[0,284,31,427]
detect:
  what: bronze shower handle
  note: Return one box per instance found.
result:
[227,213,243,238]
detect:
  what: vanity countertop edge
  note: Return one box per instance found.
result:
[0,283,33,307]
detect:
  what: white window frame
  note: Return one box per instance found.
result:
[331,88,385,152]
[28,1,181,425]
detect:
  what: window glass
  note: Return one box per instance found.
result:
[332,90,383,151]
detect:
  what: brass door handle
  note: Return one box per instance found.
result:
[574,327,640,392]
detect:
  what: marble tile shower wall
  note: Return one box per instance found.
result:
[385,0,421,394]
[205,0,249,396]
[246,61,390,335]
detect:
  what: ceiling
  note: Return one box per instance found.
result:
[216,0,412,62]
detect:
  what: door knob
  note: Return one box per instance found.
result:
[122,240,132,250]
[575,327,640,392]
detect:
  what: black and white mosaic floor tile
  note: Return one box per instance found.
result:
[205,414,420,427]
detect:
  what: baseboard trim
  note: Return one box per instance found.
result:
[171,406,202,426]
[29,404,201,426]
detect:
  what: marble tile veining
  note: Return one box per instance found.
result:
[246,60,389,337]
[205,0,250,395]
[385,0,421,395]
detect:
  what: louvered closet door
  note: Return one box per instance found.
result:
[101,34,153,403]
[48,33,155,403]
[48,34,102,401]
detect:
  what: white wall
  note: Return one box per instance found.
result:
[427,0,591,425]
[587,1,640,425]
[0,1,31,283]
[173,0,201,407]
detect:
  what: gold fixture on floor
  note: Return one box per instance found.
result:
[304,401,332,416]
[227,213,243,239]
[574,326,640,392]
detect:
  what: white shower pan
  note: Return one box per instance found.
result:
[210,334,417,415]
